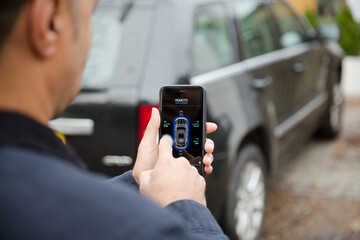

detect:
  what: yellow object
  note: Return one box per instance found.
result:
[54,132,66,145]
[288,0,318,14]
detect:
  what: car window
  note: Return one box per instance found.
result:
[83,12,122,87]
[192,4,236,76]
[82,1,154,88]
[234,1,277,58]
[270,1,307,48]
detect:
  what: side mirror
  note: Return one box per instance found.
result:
[317,23,341,41]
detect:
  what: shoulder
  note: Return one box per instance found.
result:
[0,145,187,240]
[0,144,147,209]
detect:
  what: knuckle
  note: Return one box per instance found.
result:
[190,166,198,175]
[201,177,206,187]
[179,157,190,165]
[198,176,206,187]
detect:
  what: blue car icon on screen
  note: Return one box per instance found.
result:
[174,117,189,149]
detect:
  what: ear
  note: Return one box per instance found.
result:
[28,0,63,58]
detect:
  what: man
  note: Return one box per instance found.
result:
[0,0,228,239]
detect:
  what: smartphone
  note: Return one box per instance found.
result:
[159,85,206,176]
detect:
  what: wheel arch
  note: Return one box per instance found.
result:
[223,126,270,239]
[235,126,272,176]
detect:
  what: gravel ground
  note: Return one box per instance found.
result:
[262,99,360,240]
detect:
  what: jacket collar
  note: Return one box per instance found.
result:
[0,111,85,169]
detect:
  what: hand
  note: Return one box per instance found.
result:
[139,137,207,207]
[132,108,218,184]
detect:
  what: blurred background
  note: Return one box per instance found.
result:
[264,0,360,239]
[49,0,360,239]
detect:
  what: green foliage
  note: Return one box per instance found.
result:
[335,5,360,55]
[305,9,320,29]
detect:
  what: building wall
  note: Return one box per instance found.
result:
[347,0,360,23]
[288,0,318,14]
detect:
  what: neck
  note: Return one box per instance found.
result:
[0,47,54,125]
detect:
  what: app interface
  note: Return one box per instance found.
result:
[161,87,204,174]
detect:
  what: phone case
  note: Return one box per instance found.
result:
[159,85,206,176]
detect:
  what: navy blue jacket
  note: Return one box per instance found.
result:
[0,112,228,239]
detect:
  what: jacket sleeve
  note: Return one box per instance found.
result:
[107,171,228,239]
[107,170,139,190]
[1,147,230,240]
[165,200,229,239]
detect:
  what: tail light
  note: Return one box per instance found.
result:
[138,105,159,143]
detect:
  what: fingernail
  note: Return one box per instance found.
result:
[163,134,173,146]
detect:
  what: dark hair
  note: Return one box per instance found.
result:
[0,0,28,48]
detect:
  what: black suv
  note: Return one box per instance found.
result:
[49,0,343,239]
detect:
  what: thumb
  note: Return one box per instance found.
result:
[140,108,160,146]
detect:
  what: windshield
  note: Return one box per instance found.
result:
[82,1,154,88]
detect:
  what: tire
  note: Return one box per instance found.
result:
[225,144,267,240]
[317,81,343,139]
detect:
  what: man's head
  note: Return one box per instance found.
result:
[0,0,98,123]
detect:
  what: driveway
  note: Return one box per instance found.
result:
[262,99,360,240]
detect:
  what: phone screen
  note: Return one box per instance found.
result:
[160,86,205,175]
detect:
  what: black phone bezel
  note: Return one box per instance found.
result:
[159,85,206,176]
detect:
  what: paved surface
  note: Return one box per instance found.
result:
[262,99,360,240]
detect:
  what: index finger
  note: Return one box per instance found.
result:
[206,123,217,134]
[158,135,174,159]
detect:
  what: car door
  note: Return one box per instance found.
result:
[270,1,325,114]
[233,0,289,129]
[269,1,327,156]
[190,2,242,219]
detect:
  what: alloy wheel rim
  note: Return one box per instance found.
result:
[330,83,342,131]
[234,160,265,240]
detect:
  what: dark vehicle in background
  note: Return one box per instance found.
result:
[49,0,344,239]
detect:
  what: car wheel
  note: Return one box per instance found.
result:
[318,82,343,138]
[225,144,267,240]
